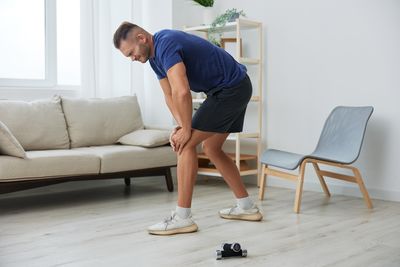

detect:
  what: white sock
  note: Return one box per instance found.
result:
[175,206,191,219]
[236,196,254,210]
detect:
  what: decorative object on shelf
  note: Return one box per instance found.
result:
[192,0,215,25]
[220,37,242,57]
[208,8,246,46]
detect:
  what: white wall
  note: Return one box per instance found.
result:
[206,0,400,201]
[172,0,204,29]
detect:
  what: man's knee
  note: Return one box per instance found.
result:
[202,141,222,158]
[182,130,212,151]
[179,141,198,155]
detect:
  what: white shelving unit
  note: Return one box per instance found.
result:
[183,18,263,185]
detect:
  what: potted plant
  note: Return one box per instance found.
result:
[192,0,214,7]
[192,0,215,25]
[208,8,246,46]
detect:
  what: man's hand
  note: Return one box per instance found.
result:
[172,127,192,155]
[169,126,181,152]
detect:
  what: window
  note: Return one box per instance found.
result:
[0,0,80,87]
[0,0,46,80]
[57,0,80,85]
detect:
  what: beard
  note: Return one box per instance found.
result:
[139,43,151,63]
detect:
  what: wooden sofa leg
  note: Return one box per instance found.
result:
[124,177,131,186]
[165,168,174,192]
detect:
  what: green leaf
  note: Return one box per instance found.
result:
[207,8,246,46]
[192,0,214,7]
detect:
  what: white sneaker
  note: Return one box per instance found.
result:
[219,204,263,221]
[147,211,198,235]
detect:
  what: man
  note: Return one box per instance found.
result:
[113,22,262,236]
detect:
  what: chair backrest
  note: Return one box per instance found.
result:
[311,106,374,164]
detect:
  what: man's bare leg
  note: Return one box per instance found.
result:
[148,129,215,235]
[202,133,249,198]
[202,133,263,221]
[176,129,216,208]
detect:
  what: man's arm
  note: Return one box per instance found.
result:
[166,62,192,133]
[158,62,192,153]
[159,78,182,126]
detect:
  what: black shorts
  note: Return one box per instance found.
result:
[192,74,252,133]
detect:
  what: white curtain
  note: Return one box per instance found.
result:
[80,0,133,98]
[79,0,173,127]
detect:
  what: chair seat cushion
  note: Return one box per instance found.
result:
[72,145,177,173]
[0,150,101,181]
[260,149,306,170]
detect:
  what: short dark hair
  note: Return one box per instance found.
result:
[113,22,138,49]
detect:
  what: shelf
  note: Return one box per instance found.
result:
[198,168,258,177]
[192,98,205,103]
[238,57,260,65]
[198,152,258,177]
[192,95,260,103]
[183,18,262,33]
[198,152,257,161]
[227,132,260,140]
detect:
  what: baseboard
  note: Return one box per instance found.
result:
[266,177,400,203]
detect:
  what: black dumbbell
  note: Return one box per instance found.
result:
[223,242,241,252]
[216,242,247,260]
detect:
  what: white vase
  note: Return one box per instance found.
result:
[203,7,215,25]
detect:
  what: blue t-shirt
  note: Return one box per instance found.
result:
[149,29,247,93]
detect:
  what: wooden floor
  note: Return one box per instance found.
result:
[0,177,399,267]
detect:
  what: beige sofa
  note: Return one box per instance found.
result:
[0,95,177,194]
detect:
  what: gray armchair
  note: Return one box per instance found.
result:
[259,106,374,213]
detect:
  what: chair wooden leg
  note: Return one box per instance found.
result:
[294,162,307,213]
[257,158,262,188]
[258,164,267,200]
[311,162,331,197]
[352,167,373,209]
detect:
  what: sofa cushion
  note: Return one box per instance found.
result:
[0,150,101,182]
[118,129,170,148]
[72,145,177,173]
[0,96,70,150]
[62,95,144,148]
[0,121,26,158]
